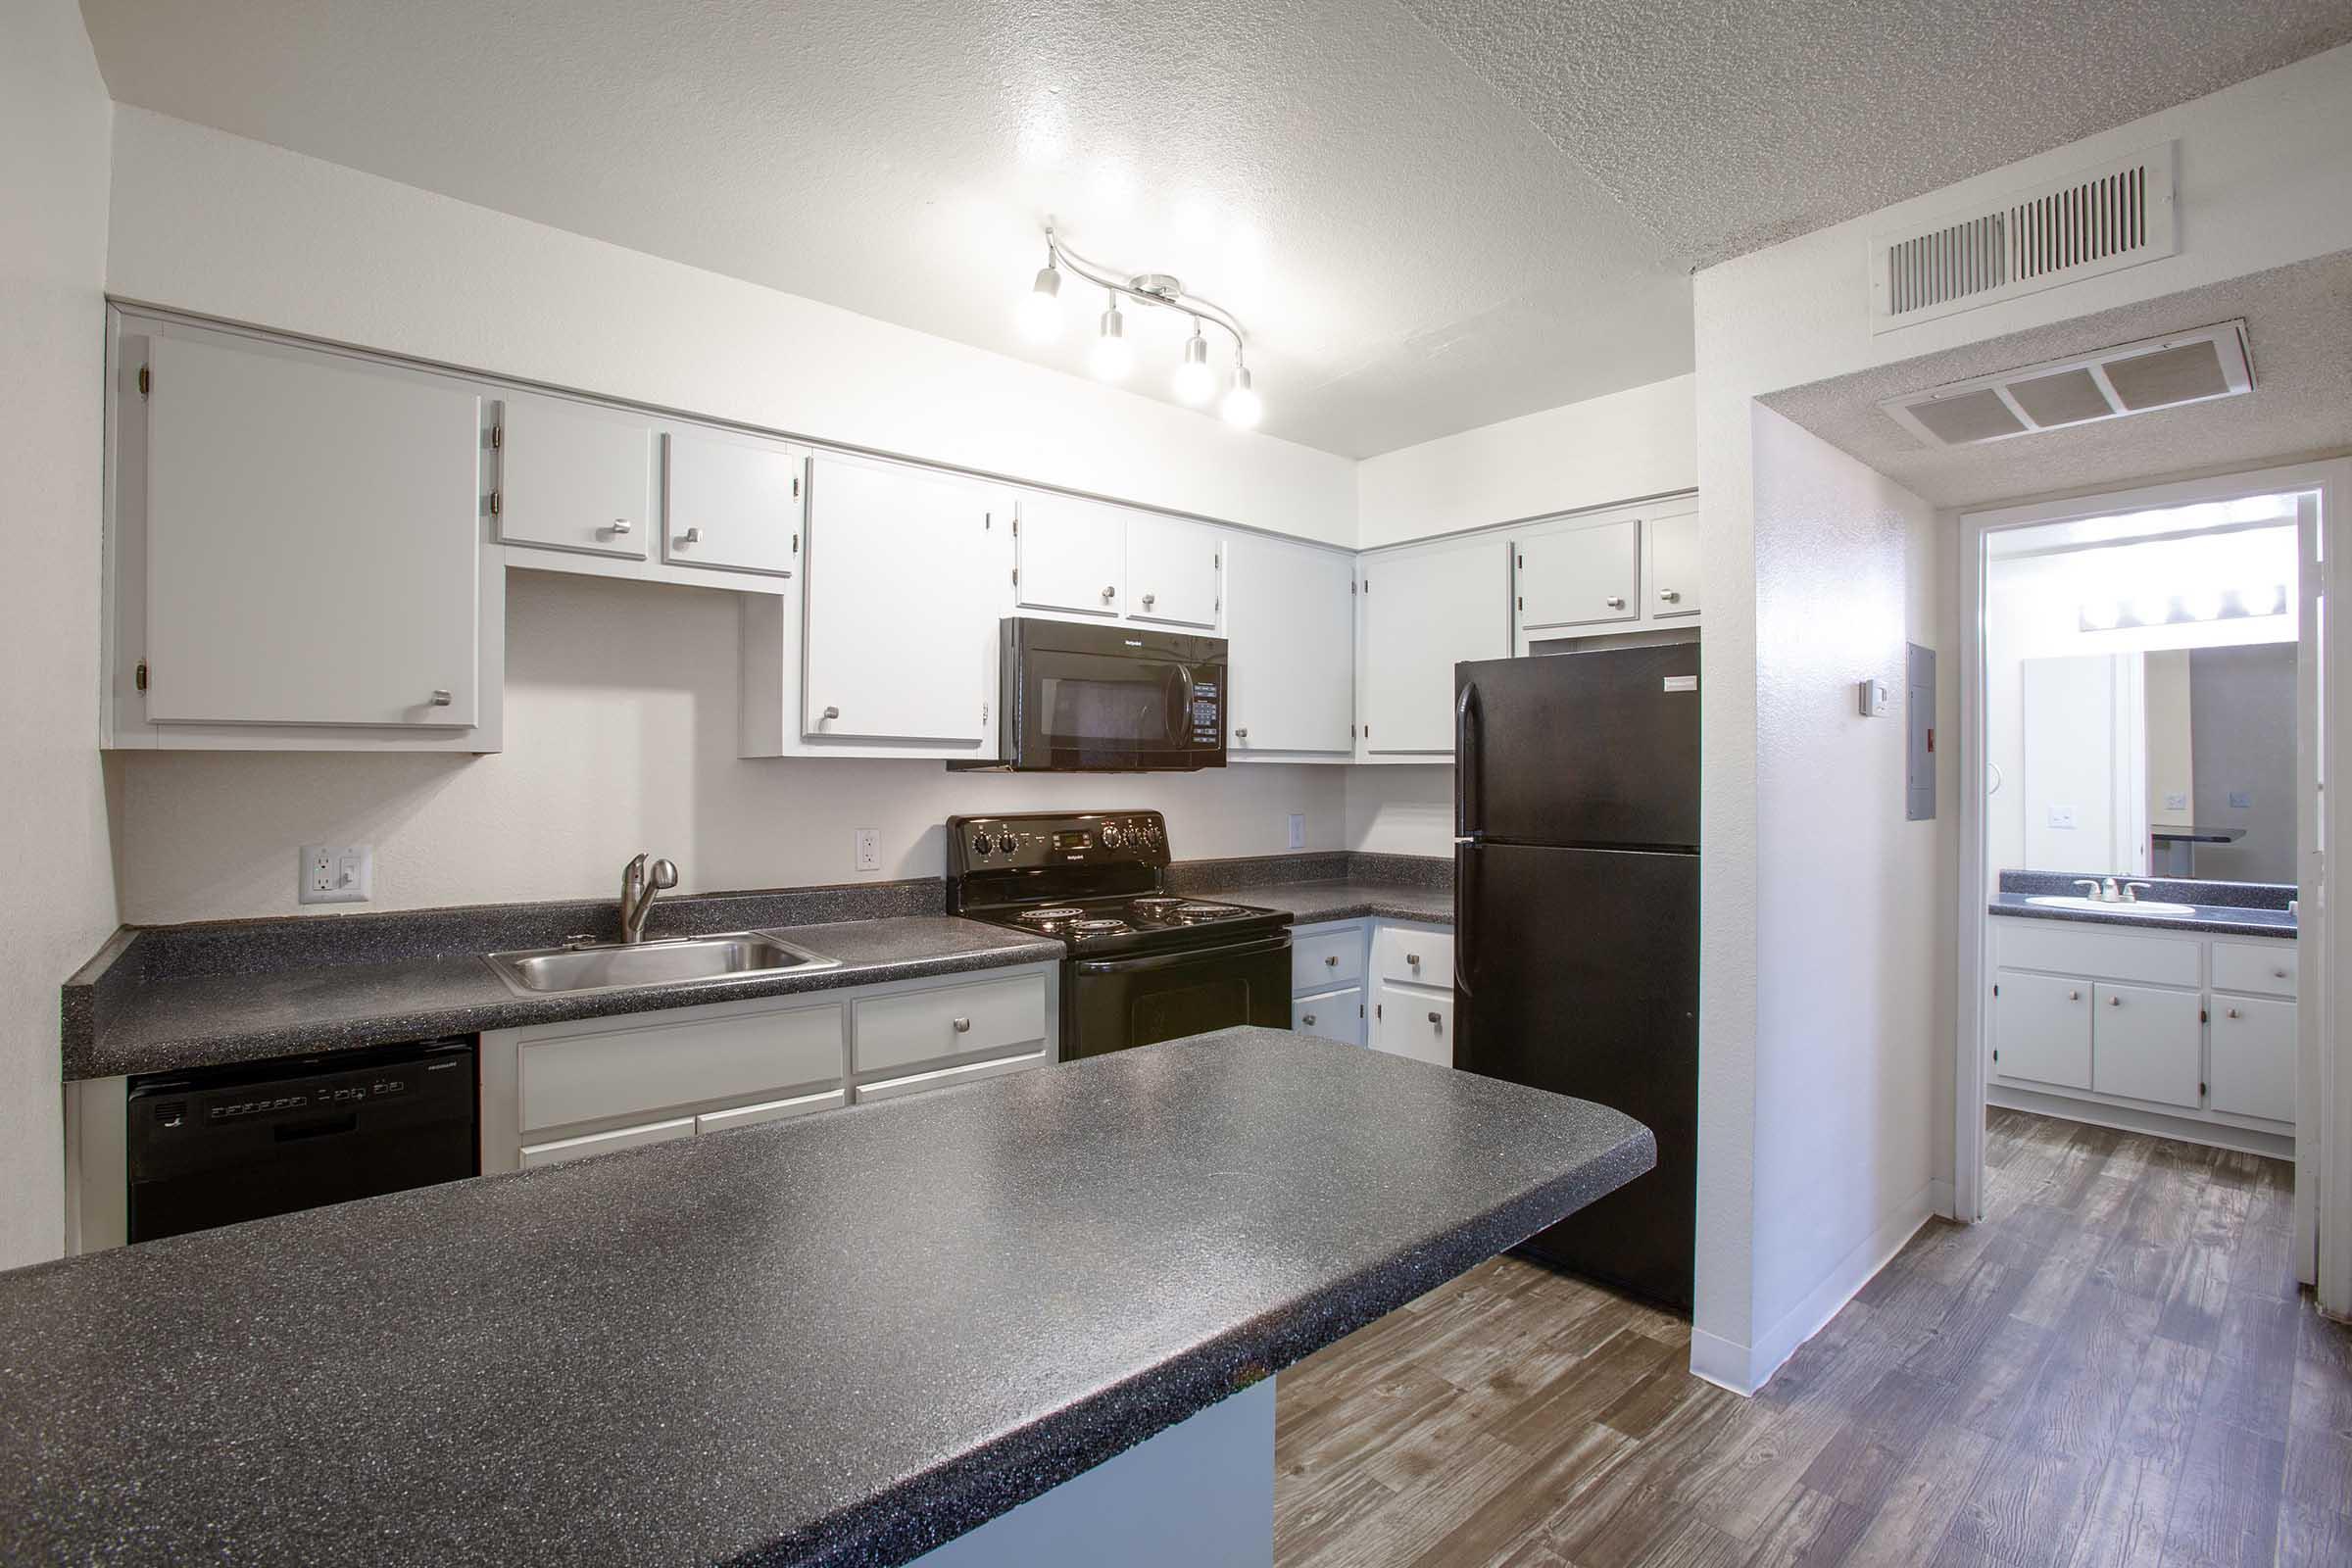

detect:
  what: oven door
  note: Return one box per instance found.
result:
[1064,933,1292,1059]
[1004,619,1226,770]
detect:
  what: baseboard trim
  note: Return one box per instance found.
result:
[1687,1178,1938,1396]
[1985,1085,2293,1159]
[1930,1176,1957,1221]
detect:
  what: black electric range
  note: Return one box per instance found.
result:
[947,810,1293,1059]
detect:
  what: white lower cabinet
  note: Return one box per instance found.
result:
[482,962,1058,1171]
[1293,989,1365,1047]
[1987,916,2297,1145]
[2089,983,2202,1109]
[1288,920,1368,1047]
[2209,997,2296,1122]
[1367,919,1454,1066]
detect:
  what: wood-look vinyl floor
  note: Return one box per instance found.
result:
[1274,1108,2352,1568]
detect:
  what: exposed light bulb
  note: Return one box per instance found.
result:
[1172,329,1215,406]
[2180,587,2225,622]
[1089,298,1132,381]
[1220,362,1262,428]
[1015,264,1063,342]
[2235,583,2285,615]
[2130,594,2173,626]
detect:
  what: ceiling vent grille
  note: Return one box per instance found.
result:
[1881,319,2252,449]
[1870,142,2176,332]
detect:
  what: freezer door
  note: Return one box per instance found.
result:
[1455,645,1699,849]
[1455,840,1698,1310]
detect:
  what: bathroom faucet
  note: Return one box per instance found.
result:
[618,852,679,943]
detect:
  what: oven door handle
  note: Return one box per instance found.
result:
[1073,932,1293,975]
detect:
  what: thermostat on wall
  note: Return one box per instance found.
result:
[1858,678,1889,717]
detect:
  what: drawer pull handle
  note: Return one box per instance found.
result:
[1302,1013,1317,1026]
[1606,596,1626,610]
[2069,990,2080,1001]
[1324,954,1340,967]
[2274,967,2289,978]
[1406,953,1422,965]
[2109,996,2122,1006]
[2228,1007,2241,1019]
[952,1017,971,1033]
[1427,1011,1443,1025]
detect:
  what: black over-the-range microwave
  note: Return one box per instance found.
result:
[955,616,1227,772]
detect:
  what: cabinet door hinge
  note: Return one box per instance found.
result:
[1010,516,1018,536]
[1517,595,1524,612]
[984,512,992,530]
[1991,983,1999,997]
[2200,1080,2208,1098]
[1375,1003,1383,1020]
[137,365,151,399]
[1011,567,1019,586]
[793,531,800,555]
[1214,552,1221,568]
[1516,553,1524,568]
[1991,1048,1999,1062]
[1358,1004,1365,1018]
[490,422,503,449]
[134,661,149,693]
[489,491,502,515]
[793,473,800,499]
[2201,1008,2210,1024]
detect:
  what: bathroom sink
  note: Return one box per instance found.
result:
[485,932,839,997]
[2024,895,2201,917]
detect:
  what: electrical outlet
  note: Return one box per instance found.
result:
[2164,791,2188,812]
[853,828,881,872]
[298,843,372,905]
[1287,811,1306,851]
[2228,791,2252,809]
[2046,806,2078,830]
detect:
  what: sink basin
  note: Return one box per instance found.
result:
[2025,895,2201,917]
[485,931,839,997]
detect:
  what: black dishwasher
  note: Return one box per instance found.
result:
[126,1038,479,1244]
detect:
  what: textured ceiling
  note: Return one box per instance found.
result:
[1760,252,2352,510]
[75,0,1696,459]
[1395,0,2352,267]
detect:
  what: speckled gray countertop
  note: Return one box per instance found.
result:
[1985,895,2295,941]
[69,916,1059,1081]
[0,1027,1653,1568]
[1185,879,1454,926]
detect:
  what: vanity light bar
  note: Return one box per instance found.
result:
[2078,583,2286,633]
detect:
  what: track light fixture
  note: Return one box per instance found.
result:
[1014,222,1261,427]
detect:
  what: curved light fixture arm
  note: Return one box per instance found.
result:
[1047,229,1249,359]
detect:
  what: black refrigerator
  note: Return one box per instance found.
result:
[1453,644,1700,1311]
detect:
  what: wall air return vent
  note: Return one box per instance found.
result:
[1869,142,2176,332]
[1882,320,2251,449]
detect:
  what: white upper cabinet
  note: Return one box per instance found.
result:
[800,455,1005,749]
[1016,493,1127,616]
[1359,535,1511,756]
[1646,509,1701,618]
[1124,513,1222,628]
[141,332,484,728]
[662,429,804,578]
[1518,517,1641,631]
[495,394,657,561]
[1226,533,1353,757]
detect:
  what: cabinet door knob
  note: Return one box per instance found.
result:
[677,526,702,546]
[1236,727,1249,740]
[2275,967,2289,978]
[1427,1011,1443,1025]
[602,518,632,537]
[821,706,840,720]
[1101,585,1116,600]
[2109,996,2122,1006]
[1606,595,1626,610]
[2228,1007,2241,1018]
[429,689,453,707]
[1324,954,1339,966]
[952,1017,971,1033]
[2068,990,2080,1001]
[1658,589,1681,603]
[1301,1013,1317,1026]
[1142,592,1156,609]
[1406,953,1422,965]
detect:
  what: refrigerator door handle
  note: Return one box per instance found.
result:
[1454,679,1483,839]
[1454,843,1477,1004]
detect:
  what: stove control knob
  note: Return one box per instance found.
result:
[1102,823,1124,848]
[997,832,1016,855]
[969,832,993,858]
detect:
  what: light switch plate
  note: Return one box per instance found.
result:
[853,828,881,872]
[298,843,372,904]
[1858,678,1889,717]
[1287,811,1306,851]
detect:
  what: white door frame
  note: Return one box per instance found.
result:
[1955,458,2347,1316]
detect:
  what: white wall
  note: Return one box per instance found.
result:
[0,0,120,1267]
[1689,44,2352,1391]
[1344,766,1456,858]
[104,109,1357,549]
[113,570,1350,923]
[1355,374,1696,549]
[1739,409,1953,1383]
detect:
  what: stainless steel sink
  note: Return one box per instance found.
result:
[2025,895,2200,917]
[484,931,839,998]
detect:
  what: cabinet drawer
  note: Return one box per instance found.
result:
[1372,981,1452,1066]
[1993,919,2199,988]
[2090,983,2203,1109]
[1292,987,1364,1047]
[519,1001,844,1134]
[854,973,1049,1076]
[519,1116,692,1169]
[1293,926,1365,991]
[2210,997,2295,1122]
[1374,926,1453,988]
[1990,971,2091,1091]
[695,1088,845,1135]
[858,1047,1050,1103]
[2212,941,2296,998]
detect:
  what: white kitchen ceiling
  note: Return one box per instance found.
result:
[75,0,1697,459]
